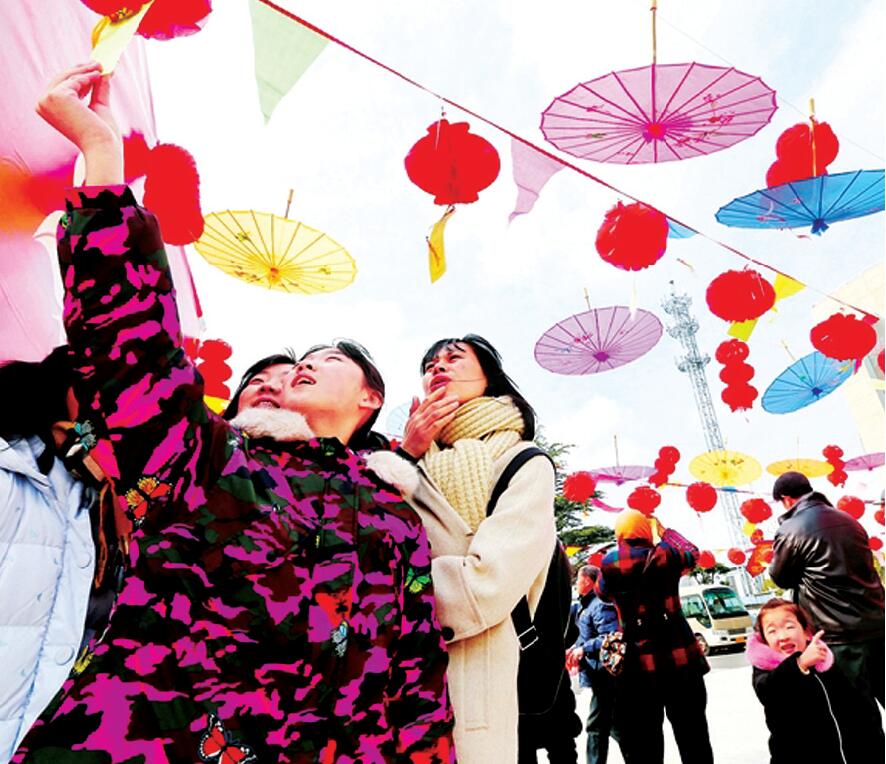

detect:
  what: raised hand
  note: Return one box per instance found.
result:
[36,63,123,185]
[400,387,460,459]
[798,630,828,672]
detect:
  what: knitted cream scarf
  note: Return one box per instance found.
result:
[422,396,524,531]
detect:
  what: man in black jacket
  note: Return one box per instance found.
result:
[769,471,885,721]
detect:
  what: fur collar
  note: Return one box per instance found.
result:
[364,450,420,499]
[746,632,834,672]
[229,408,314,442]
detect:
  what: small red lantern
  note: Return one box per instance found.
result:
[587,552,605,567]
[80,0,212,40]
[721,383,758,412]
[706,270,776,322]
[686,482,717,513]
[595,202,669,271]
[697,551,716,569]
[810,313,878,361]
[405,119,501,205]
[727,548,746,565]
[563,471,597,503]
[715,339,750,364]
[870,537,884,552]
[837,496,865,520]
[627,486,661,516]
[649,445,680,487]
[750,529,764,544]
[740,498,772,524]
[765,121,839,188]
[719,363,755,385]
[875,509,885,526]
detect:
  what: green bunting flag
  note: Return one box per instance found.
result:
[250,0,328,123]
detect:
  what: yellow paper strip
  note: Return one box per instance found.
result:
[773,273,805,301]
[728,318,758,341]
[427,206,455,283]
[90,2,153,74]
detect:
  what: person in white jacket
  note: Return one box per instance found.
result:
[0,348,96,761]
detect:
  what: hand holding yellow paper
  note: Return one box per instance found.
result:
[90,2,153,74]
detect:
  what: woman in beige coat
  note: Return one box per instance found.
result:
[399,335,557,762]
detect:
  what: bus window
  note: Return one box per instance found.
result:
[682,595,711,628]
[702,587,748,618]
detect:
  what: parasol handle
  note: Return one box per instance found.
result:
[584,287,591,310]
[651,0,658,66]
[284,189,294,219]
[809,98,817,177]
[614,434,620,468]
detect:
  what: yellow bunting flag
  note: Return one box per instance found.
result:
[427,206,455,283]
[90,2,153,74]
[742,520,756,537]
[728,318,758,342]
[204,396,229,415]
[727,274,805,340]
[565,545,581,558]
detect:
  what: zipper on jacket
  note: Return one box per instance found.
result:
[813,673,848,764]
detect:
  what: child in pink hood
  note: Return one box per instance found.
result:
[748,598,883,764]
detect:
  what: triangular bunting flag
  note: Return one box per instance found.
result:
[508,139,563,222]
[249,0,328,123]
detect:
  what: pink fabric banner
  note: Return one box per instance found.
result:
[0,0,201,361]
[508,138,564,222]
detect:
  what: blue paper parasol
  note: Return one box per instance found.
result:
[762,351,854,414]
[715,169,884,234]
[384,402,412,438]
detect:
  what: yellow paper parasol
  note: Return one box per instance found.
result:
[689,449,762,487]
[193,208,356,294]
[766,458,834,478]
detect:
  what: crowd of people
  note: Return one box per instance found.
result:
[0,62,883,763]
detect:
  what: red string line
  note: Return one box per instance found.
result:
[256,0,880,320]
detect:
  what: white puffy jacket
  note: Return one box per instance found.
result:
[0,435,93,762]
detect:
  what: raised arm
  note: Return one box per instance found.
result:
[37,65,213,524]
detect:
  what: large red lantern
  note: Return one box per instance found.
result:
[80,0,212,40]
[405,119,500,205]
[837,496,865,520]
[563,471,597,503]
[740,498,772,524]
[595,202,668,271]
[810,313,878,361]
[686,482,717,513]
[706,270,776,322]
[627,486,661,516]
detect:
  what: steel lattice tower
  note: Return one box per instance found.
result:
[661,283,757,597]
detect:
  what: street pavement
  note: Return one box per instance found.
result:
[540,650,771,764]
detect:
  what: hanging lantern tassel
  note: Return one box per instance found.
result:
[426,205,455,283]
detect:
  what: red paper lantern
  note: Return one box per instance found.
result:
[595,202,668,271]
[740,498,772,524]
[697,551,716,569]
[715,339,750,364]
[722,383,758,412]
[727,548,746,565]
[649,445,681,487]
[196,339,233,399]
[719,363,755,385]
[837,496,865,520]
[810,313,878,361]
[706,270,776,322]
[587,552,605,567]
[875,509,885,526]
[405,119,500,205]
[686,482,717,513]
[659,446,680,464]
[750,529,764,544]
[827,469,848,488]
[80,0,211,40]
[770,121,839,184]
[143,144,204,245]
[878,350,885,374]
[563,471,597,503]
[822,445,843,460]
[627,486,661,516]
[870,537,884,552]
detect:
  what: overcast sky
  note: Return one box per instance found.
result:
[143,0,884,547]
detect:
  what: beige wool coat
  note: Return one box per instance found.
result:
[406,442,557,763]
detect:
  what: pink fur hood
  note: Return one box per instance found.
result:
[746,632,834,672]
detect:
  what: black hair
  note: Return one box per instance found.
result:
[298,340,387,451]
[0,346,73,444]
[222,351,298,420]
[419,334,537,440]
[772,471,813,501]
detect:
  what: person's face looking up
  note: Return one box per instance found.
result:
[421,342,488,404]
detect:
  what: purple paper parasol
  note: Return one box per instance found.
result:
[591,498,623,513]
[534,306,663,375]
[591,465,655,486]
[844,452,885,472]
[540,62,776,164]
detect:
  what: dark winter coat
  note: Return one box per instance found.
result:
[572,592,620,682]
[769,492,885,644]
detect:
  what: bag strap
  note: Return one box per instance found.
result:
[485,446,553,651]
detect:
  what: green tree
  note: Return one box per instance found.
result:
[690,563,734,585]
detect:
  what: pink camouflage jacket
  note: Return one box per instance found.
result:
[14,186,455,764]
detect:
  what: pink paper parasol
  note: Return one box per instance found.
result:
[534,306,663,375]
[844,453,885,472]
[539,4,776,164]
[591,498,623,513]
[591,465,655,485]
